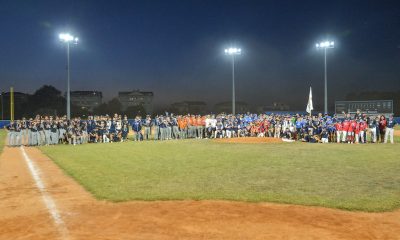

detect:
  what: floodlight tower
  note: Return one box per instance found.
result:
[316,41,334,115]
[224,47,241,115]
[59,33,79,120]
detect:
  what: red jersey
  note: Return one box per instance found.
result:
[354,122,360,134]
[348,121,356,132]
[379,119,387,130]
[342,120,350,131]
[359,122,367,131]
[259,123,265,133]
[335,122,343,131]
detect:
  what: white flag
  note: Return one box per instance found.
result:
[306,87,313,114]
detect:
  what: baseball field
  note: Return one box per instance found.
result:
[40,138,400,211]
[1,129,400,239]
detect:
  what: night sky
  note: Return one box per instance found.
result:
[1,0,400,110]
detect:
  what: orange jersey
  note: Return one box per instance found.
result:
[178,118,187,129]
[190,117,196,126]
[196,117,203,126]
[185,116,191,126]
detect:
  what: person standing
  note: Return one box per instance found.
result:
[30,120,39,146]
[359,120,367,143]
[342,119,350,143]
[334,120,343,143]
[143,115,152,140]
[189,115,196,138]
[21,118,28,146]
[178,116,187,139]
[367,116,377,143]
[171,116,179,139]
[50,120,59,145]
[121,116,129,142]
[132,116,142,141]
[384,115,397,144]
[6,121,15,146]
[37,119,44,146]
[44,117,51,145]
[378,115,387,143]
[165,117,172,140]
[354,120,361,144]
[196,115,203,139]
[159,117,167,141]
[153,116,160,140]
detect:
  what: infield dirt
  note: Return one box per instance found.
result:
[1,146,400,240]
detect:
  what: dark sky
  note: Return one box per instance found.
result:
[1,0,400,110]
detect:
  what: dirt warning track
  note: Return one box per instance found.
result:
[1,146,400,240]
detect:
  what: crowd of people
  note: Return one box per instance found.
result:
[4,111,398,147]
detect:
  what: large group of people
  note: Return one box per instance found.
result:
[5,111,398,147]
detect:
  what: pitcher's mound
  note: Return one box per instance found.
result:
[213,137,282,144]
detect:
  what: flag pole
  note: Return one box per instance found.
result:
[306,86,313,117]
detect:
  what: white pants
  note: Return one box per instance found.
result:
[369,128,376,143]
[321,138,329,143]
[384,128,394,144]
[336,130,342,143]
[359,131,365,143]
[342,131,347,142]
[275,129,281,138]
[226,130,232,138]
[103,134,110,143]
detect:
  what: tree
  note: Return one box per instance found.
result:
[23,85,66,117]
[93,98,122,116]
[124,105,146,118]
[107,98,122,114]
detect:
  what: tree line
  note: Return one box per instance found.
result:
[1,85,146,120]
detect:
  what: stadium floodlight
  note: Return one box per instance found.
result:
[59,33,79,120]
[316,40,335,114]
[224,47,242,115]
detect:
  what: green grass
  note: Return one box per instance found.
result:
[40,138,400,212]
[0,130,6,154]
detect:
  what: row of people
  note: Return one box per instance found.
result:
[5,112,397,146]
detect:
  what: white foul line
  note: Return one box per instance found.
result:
[20,147,69,239]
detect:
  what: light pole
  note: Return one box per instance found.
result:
[224,47,241,115]
[316,41,334,115]
[59,33,78,120]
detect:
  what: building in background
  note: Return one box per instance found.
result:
[214,101,249,114]
[171,101,207,114]
[70,91,102,112]
[118,90,154,114]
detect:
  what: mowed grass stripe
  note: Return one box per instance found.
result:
[40,138,400,212]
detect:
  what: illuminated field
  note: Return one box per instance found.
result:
[41,138,400,212]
